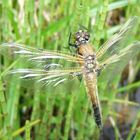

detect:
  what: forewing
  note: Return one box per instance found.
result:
[96,16,138,62]
[0,43,84,64]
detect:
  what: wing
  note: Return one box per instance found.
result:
[0,43,83,86]
[96,16,138,62]
[9,68,82,87]
[95,16,140,82]
[0,43,84,64]
[98,42,140,83]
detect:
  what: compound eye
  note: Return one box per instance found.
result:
[81,31,89,40]
[75,31,82,39]
[85,35,89,41]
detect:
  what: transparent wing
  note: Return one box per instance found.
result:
[8,68,82,87]
[0,43,83,86]
[96,16,138,62]
[98,42,140,83]
[0,43,84,64]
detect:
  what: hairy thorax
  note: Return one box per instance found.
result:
[78,44,99,75]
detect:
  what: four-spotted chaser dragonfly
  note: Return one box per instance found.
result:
[1,16,140,130]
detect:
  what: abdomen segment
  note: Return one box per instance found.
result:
[83,72,102,130]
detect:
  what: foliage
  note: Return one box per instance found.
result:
[0,0,140,140]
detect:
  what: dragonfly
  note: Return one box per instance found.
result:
[1,16,140,130]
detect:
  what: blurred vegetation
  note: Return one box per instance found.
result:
[0,0,140,140]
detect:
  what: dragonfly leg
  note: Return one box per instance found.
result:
[96,64,106,76]
[68,32,77,48]
[96,69,101,77]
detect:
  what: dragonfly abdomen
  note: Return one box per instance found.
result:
[83,72,102,130]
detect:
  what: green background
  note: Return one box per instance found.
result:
[0,0,140,140]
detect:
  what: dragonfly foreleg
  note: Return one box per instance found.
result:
[68,32,77,48]
[96,64,106,76]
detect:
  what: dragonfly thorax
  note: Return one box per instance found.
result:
[84,55,98,73]
[75,30,90,47]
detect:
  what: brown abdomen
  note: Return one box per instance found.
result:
[83,72,102,129]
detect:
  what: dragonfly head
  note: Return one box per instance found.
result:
[75,30,90,47]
